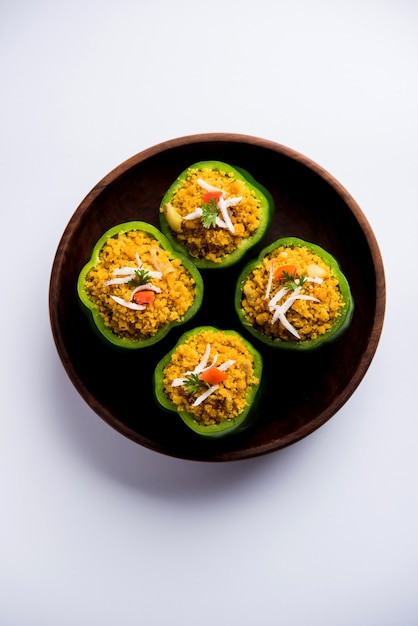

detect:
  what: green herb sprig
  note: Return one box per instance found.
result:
[183,373,210,395]
[281,271,306,291]
[201,198,218,229]
[128,268,152,288]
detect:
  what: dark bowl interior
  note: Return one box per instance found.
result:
[49,133,386,461]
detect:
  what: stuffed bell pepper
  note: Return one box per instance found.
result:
[235,237,354,350]
[159,161,274,269]
[154,326,263,437]
[77,221,204,349]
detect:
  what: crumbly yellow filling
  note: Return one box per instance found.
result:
[168,167,260,262]
[163,329,259,425]
[241,245,344,341]
[85,230,196,340]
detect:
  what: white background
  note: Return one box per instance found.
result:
[1,1,417,625]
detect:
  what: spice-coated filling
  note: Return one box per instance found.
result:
[165,167,261,262]
[162,329,259,425]
[84,230,197,340]
[241,245,344,342]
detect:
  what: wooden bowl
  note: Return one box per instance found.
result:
[49,133,385,462]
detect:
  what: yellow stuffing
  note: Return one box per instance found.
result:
[241,245,344,342]
[165,166,260,262]
[85,230,196,340]
[162,329,259,425]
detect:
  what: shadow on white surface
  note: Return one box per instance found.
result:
[47,341,314,500]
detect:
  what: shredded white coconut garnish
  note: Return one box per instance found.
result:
[171,343,236,406]
[267,276,323,339]
[102,251,162,310]
[182,178,242,233]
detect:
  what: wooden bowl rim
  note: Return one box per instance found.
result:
[49,133,386,461]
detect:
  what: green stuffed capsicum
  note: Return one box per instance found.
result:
[154,326,263,437]
[235,237,354,351]
[159,161,274,269]
[77,221,204,349]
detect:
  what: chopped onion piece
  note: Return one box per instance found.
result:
[150,246,162,272]
[150,247,173,276]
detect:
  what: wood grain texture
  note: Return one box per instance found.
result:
[49,133,386,461]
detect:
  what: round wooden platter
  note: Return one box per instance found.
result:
[49,133,386,462]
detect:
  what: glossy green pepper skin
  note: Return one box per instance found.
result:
[153,326,263,438]
[77,221,204,349]
[159,161,274,269]
[235,237,354,351]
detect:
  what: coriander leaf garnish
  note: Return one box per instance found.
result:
[128,268,152,287]
[281,271,306,291]
[201,198,218,229]
[183,373,210,395]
